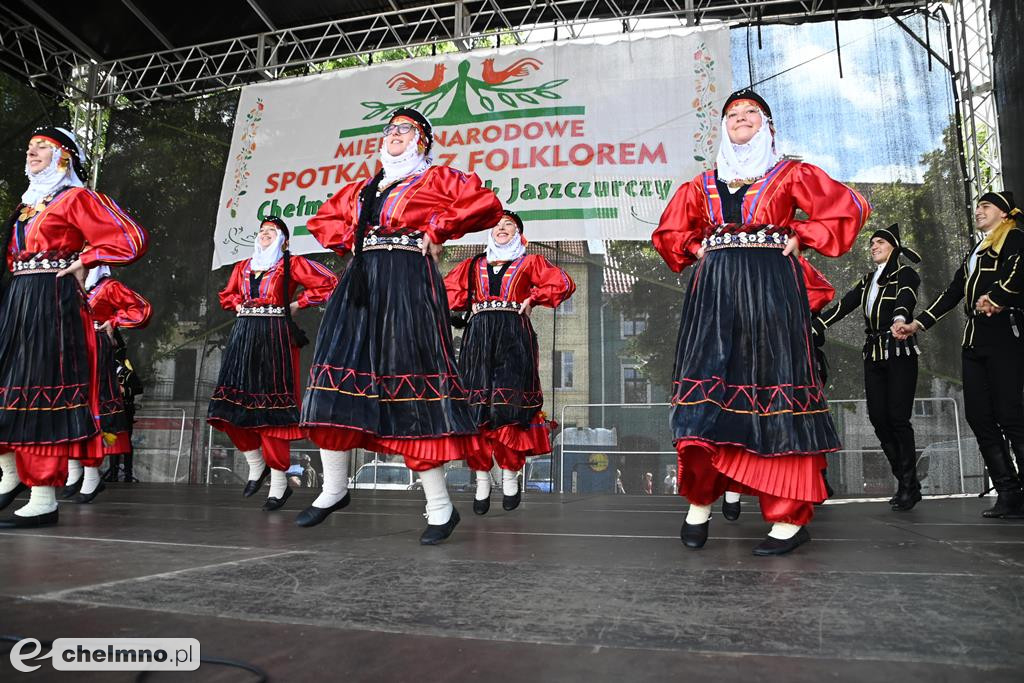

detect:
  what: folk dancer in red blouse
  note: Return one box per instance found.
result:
[60,265,152,504]
[208,217,337,511]
[0,127,148,528]
[299,108,503,544]
[653,90,869,555]
[444,211,575,514]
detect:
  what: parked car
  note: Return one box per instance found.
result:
[350,461,417,490]
[525,456,553,493]
[444,465,476,492]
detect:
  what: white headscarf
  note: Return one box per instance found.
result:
[85,265,111,291]
[250,228,285,271]
[22,128,85,206]
[379,129,431,188]
[715,109,780,192]
[486,228,526,263]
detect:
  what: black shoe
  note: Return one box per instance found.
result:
[722,498,741,521]
[420,508,460,545]
[242,466,271,498]
[680,520,709,548]
[752,527,811,556]
[0,508,58,528]
[891,488,922,511]
[59,478,83,500]
[295,492,351,527]
[67,481,106,504]
[982,490,1024,518]
[473,496,490,515]
[502,490,521,511]
[262,486,293,511]
[0,482,28,511]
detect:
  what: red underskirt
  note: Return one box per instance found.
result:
[103,431,132,455]
[676,438,827,502]
[306,426,483,472]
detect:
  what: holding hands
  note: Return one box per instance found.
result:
[891,320,921,340]
[975,293,1002,317]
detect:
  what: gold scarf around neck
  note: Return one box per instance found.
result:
[978,212,1020,254]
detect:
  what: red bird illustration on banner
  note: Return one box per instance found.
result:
[387,63,446,92]
[481,57,543,84]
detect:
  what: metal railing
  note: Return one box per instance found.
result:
[558,397,967,495]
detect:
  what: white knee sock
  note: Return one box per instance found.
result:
[419,466,453,525]
[768,522,801,540]
[474,470,491,500]
[312,449,349,509]
[724,491,741,504]
[0,452,20,494]
[80,466,101,495]
[685,503,712,525]
[269,469,288,499]
[66,459,84,487]
[15,486,57,517]
[502,468,519,496]
[243,450,265,481]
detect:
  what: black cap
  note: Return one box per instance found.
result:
[388,107,433,156]
[871,223,921,264]
[502,209,524,233]
[978,191,1019,216]
[723,89,772,119]
[31,126,87,179]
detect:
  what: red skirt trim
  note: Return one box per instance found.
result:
[483,419,552,458]
[306,426,483,471]
[676,439,827,502]
[103,431,132,455]
[208,418,303,442]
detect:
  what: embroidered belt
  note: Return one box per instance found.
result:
[238,305,285,317]
[362,232,424,253]
[701,226,791,252]
[472,300,522,314]
[10,253,79,275]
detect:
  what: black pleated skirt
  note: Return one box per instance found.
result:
[671,247,840,457]
[208,315,299,429]
[96,331,130,434]
[0,273,97,446]
[459,310,542,429]
[301,249,477,440]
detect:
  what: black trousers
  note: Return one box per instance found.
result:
[962,342,1024,452]
[864,354,918,460]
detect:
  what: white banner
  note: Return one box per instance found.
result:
[213,28,730,269]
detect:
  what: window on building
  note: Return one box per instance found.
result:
[913,400,935,418]
[553,351,574,389]
[621,312,648,338]
[622,364,651,404]
[558,296,575,314]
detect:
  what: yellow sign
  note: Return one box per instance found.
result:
[588,453,609,472]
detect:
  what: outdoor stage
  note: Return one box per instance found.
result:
[0,485,1021,682]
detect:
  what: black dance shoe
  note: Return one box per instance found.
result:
[295,492,351,527]
[891,489,922,512]
[752,528,811,556]
[59,478,83,500]
[67,481,106,504]
[242,466,271,498]
[982,490,1024,518]
[473,496,490,515]
[722,498,741,521]
[680,520,709,549]
[262,486,293,512]
[0,509,58,528]
[420,508,461,545]
[0,482,28,511]
[502,490,521,511]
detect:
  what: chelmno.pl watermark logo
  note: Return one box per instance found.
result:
[10,638,200,672]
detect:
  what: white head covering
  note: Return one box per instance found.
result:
[486,228,526,263]
[379,129,431,188]
[250,228,285,271]
[715,109,780,192]
[85,265,111,291]
[22,127,86,206]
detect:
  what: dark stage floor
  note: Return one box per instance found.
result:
[0,484,1021,682]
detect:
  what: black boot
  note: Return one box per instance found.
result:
[891,440,922,511]
[420,508,460,545]
[0,482,28,511]
[980,443,1024,519]
[123,450,136,483]
[59,477,83,500]
[721,497,741,521]
[680,519,709,548]
[242,465,271,498]
[879,442,902,505]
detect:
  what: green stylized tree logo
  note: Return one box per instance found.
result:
[339,58,584,138]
